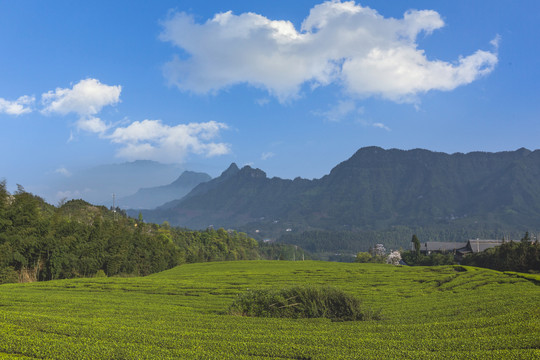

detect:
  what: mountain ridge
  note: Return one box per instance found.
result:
[120,170,211,209]
[138,147,540,251]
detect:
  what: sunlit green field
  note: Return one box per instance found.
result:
[0,261,538,359]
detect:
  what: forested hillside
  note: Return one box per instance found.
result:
[138,147,540,254]
[0,180,291,284]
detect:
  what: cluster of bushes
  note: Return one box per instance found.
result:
[0,181,262,284]
[228,285,380,321]
[354,251,385,264]
[400,251,457,266]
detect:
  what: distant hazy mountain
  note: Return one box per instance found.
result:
[54,160,183,206]
[120,170,211,209]
[157,163,240,210]
[139,147,540,238]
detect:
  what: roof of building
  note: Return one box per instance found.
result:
[421,242,468,252]
[465,239,506,253]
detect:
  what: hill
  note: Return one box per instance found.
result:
[120,170,211,209]
[1,181,294,283]
[0,261,538,358]
[139,147,540,252]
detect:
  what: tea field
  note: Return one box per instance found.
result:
[0,261,538,359]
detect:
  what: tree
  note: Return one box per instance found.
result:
[386,251,402,265]
[412,234,420,257]
[355,252,372,263]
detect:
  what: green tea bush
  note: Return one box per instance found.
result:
[228,285,380,321]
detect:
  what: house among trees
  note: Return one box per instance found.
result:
[417,241,467,255]
[417,239,519,259]
[456,239,511,258]
[406,233,538,270]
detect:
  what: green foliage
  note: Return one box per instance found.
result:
[353,251,387,264]
[355,252,372,263]
[0,182,263,283]
[257,242,310,261]
[228,285,379,321]
[462,233,540,272]
[401,251,457,266]
[412,234,420,256]
[0,261,538,359]
[276,226,526,260]
[0,266,18,284]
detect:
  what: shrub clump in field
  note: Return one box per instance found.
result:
[228,285,380,321]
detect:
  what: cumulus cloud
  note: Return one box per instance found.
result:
[41,78,121,133]
[108,119,230,163]
[160,0,498,103]
[42,78,121,116]
[0,95,34,115]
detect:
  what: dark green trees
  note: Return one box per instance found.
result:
[0,183,263,284]
[412,234,420,257]
[462,233,539,272]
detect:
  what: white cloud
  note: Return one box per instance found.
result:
[261,152,275,160]
[490,34,501,50]
[0,95,34,115]
[372,122,391,131]
[160,1,498,103]
[42,78,121,116]
[41,78,121,134]
[108,119,230,163]
[315,99,363,122]
[55,167,72,177]
[76,116,110,134]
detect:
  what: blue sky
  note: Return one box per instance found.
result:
[1,0,539,203]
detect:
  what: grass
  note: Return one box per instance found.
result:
[228,285,379,321]
[0,261,538,359]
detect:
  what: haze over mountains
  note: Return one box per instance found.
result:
[120,171,211,209]
[47,160,183,207]
[135,147,540,245]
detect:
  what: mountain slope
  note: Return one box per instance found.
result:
[142,164,311,227]
[139,147,540,240]
[120,170,211,209]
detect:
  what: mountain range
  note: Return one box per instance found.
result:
[135,147,540,251]
[119,171,211,209]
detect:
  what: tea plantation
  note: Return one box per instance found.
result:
[0,261,538,359]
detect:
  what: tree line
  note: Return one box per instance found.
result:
[276,226,526,256]
[400,234,539,271]
[0,181,287,284]
[461,232,540,272]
